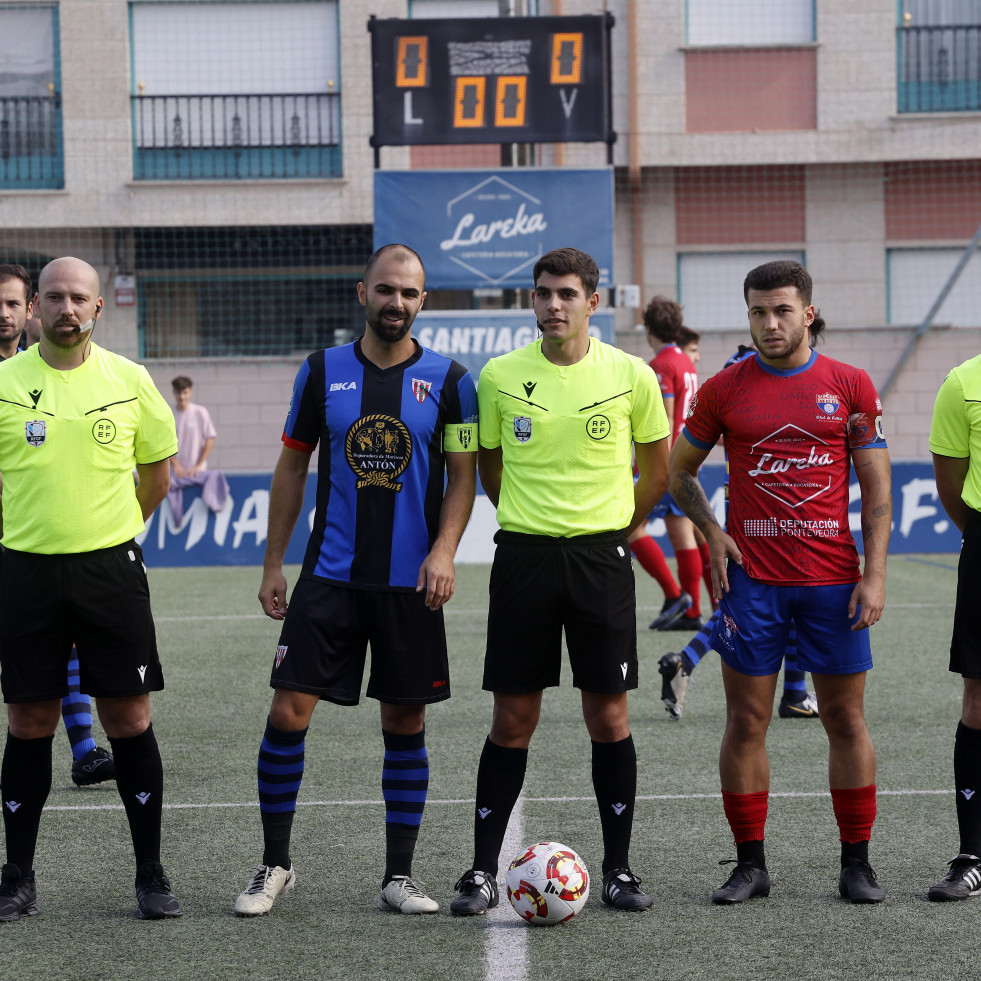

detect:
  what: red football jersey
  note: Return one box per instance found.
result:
[683,350,887,586]
[650,344,698,442]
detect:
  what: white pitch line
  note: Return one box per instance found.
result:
[42,788,952,813]
[484,797,527,981]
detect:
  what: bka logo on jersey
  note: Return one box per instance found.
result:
[329,381,357,392]
[457,426,472,449]
[514,416,532,442]
[816,393,839,415]
[345,414,412,491]
[92,419,116,444]
[275,645,287,669]
[412,378,432,404]
[25,420,46,447]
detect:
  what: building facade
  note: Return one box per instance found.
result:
[1,0,979,469]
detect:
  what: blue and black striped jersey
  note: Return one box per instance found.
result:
[283,339,478,590]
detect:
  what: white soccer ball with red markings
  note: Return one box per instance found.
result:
[506,841,589,926]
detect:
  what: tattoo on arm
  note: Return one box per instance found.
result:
[872,504,889,518]
[674,471,721,533]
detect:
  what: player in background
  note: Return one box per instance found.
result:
[670,259,891,905]
[927,357,981,900]
[0,257,180,921]
[0,263,115,787]
[450,248,669,916]
[659,337,819,723]
[641,298,710,632]
[677,325,700,367]
[234,245,477,917]
[626,299,689,627]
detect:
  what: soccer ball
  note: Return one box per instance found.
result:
[505,841,589,926]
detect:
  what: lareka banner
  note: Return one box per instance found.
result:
[372,168,614,290]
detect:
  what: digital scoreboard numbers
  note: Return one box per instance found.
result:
[369,15,613,147]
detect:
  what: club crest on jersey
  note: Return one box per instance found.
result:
[25,420,46,447]
[412,378,432,404]
[514,416,532,442]
[457,426,472,449]
[275,645,287,669]
[816,393,839,415]
[345,414,412,491]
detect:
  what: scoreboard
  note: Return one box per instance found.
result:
[368,15,614,147]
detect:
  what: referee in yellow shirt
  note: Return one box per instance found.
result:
[0,257,181,921]
[450,248,670,915]
[928,354,981,901]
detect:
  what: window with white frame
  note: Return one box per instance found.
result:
[686,0,814,46]
[678,252,806,330]
[888,248,981,327]
[130,1,340,178]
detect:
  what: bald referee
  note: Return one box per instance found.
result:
[0,257,181,921]
[450,248,670,915]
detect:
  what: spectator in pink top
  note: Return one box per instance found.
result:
[168,376,229,523]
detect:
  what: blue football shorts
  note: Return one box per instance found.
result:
[710,563,873,677]
[650,491,686,521]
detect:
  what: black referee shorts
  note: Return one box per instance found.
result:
[951,510,981,679]
[483,529,638,694]
[0,541,163,702]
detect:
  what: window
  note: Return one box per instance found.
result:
[684,2,816,131]
[410,0,503,16]
[678,252,805,331]
[130,1,341,180]
[888,248,981,327]
[686,0,814,47]
[898,0,981,111]
[0,3,62,189]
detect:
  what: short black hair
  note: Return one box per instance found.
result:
[0,263,33,301]
[172,375,193,391]
[532,248,599,297]
[363,244,426,285]
[743,259,812,306]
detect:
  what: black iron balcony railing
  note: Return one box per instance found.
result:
[131,91,342,180]
[0,93,64,188]
[897,23,981,112]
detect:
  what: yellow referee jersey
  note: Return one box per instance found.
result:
[0,344,178,553]
[930,353,981,513]
[478,338,668,537]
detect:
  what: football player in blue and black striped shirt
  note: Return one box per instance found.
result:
[234,244,478,917]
